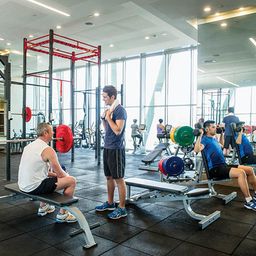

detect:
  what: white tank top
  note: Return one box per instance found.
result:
[18,139,50,192]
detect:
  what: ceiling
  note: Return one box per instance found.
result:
[0,0,255,92]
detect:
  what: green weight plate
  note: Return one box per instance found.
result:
[174,126,195,147]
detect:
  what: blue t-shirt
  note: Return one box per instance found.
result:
[104,104,127,149]
[222,114,240,136]
[201,136,226,170]
[237,134,253,158]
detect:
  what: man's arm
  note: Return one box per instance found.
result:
[219,133,224,147]
[105,110,125,135]
[194,130,204,153]
[236,131,243,144]
[42,147,67,178]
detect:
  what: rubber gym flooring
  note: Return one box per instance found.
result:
[0,148,256,256]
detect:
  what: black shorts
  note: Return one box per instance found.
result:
[224,136,235,149]
[209,164,238,180]
[103,148,125,179]
[27,177,57,195]
[241,154,256,164]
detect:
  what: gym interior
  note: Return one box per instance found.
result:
[1,1,256,255]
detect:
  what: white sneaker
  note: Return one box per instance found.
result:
[56,211,77,223]
[38,204,55,216]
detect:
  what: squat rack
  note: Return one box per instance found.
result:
[23,29,101,163]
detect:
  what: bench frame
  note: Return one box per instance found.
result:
[125,177,221,230]
[3,183,97,249]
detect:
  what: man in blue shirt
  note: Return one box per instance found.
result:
[95,85,127,219]
[194,120,256,211]
[235,126,256,164]
[222,107,240,155]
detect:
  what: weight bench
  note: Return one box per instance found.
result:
[125,177,220,229]
[4,183,97,249]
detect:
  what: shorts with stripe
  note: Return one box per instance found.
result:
[103,148,125,179]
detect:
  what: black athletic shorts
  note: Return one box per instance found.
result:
[224,136,235,149]
[241,154,256,164]
[103,148,125,179]
[27,177,57,195]
[209,164,238,180]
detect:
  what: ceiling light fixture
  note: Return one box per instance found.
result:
[26,0,70,17]
[6,42,11,46]
[198,68,206,73]
[161,33,168,36]
[93,12,100,17]
[249,37,256,47]
[145,36,150,40]
[220,22,227,27]
[239,7,245,11]
[204,7,211,12]
[0,38,4,41]
[216,76,239,87]
[109,44,114,48]
[56,25,62,29]
[85,22,94,26]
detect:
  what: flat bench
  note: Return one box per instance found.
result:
[125,177,220,229]
[4,183,97,249]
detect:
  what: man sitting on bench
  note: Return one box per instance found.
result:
[235,122,256,164]
[194,120,256,211]
[18,122,77,223]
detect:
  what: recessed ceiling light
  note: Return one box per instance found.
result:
[215,12,220,16]
[109,44,114,48]
[93,12,100,17]
[26,0,70,17]
[161,33,168,36]
[0,38,4,41]
[216,76,239,87]
[239,7,244,11]
[85,22,94,26]
[204,7,211,12]
[56,25,62,29]
[29,34,34,38]
[145,36,150,40]
[221,22,227,27]
[6,42,11,46]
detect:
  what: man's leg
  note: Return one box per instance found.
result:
[115,178,126,208]
[107,176,115,204]
[229,168,251,198]
[55,176,76,197]
[239,165,256,191]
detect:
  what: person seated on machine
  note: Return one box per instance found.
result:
[131,119,143,151]
[234,122,256,164]
[157,118,165,142]
[194,120,256,211]
[18,122,77,223]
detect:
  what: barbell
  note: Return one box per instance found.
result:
[0,124,73,153]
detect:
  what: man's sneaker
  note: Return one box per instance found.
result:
[56,211,77,223]
[95,201,116,212]
[253,194,256,201]
[244,200,256,211]
[108,207,127,219]
[38,204,55,216]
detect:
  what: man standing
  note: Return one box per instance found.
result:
[95,85,127,219]
[222,107,240,155]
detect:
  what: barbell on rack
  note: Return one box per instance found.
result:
[0,124,73,153]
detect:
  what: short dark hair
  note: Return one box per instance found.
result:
[203,120,215,129]
[228,107,234,113]
[103,85,117,99]
[133,119,137,123]
[159,119,163,123]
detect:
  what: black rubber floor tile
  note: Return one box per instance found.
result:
[31,247,72,256]
[188,229,242,254]
[155,200,184,210]
[142,204,178,219]
[0,223,23,242]
[0,202,14,210]
[208,218,252,237]
[246,226,256,241]
[122,230,181,256]
[28,222,78,245]
[7,213,56,232]
[92,222,142,243]
[74,198,102,213]
[167,242,229,256]
[0,206,34,222]
[56,234,117,256]
[100,245,149,256]
[0,233,49,256]
[166,209,201,226]
[233,238,256,256]
[148,218,198,240]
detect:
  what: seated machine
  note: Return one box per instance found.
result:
[2,183,98,249]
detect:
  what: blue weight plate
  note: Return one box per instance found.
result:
[162,156,184,176]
